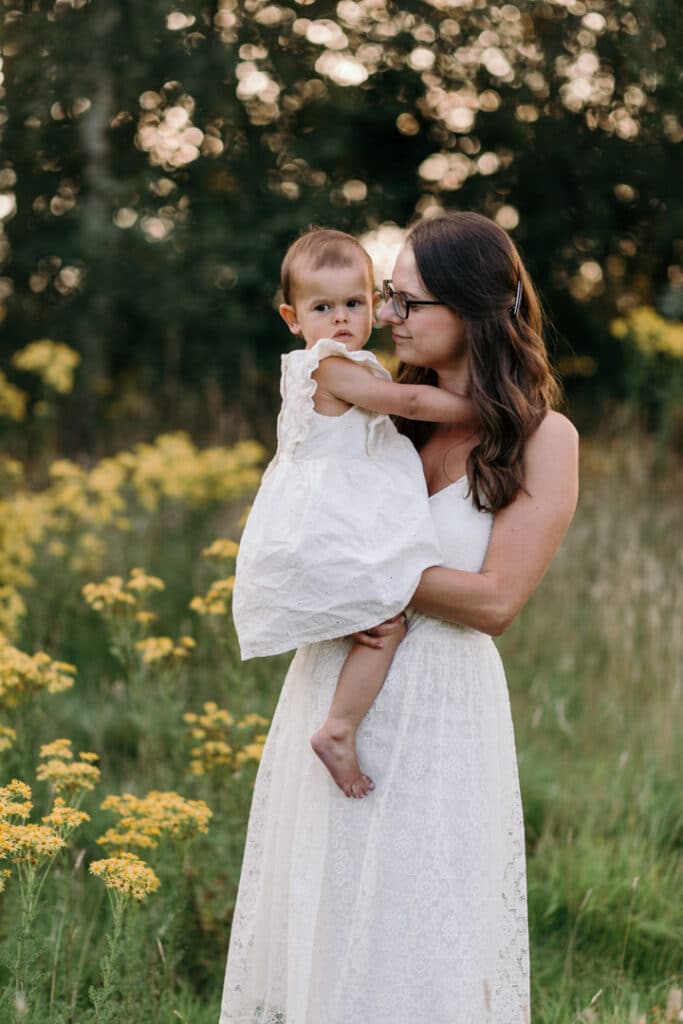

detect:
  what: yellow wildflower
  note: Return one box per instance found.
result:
[89,852,160,902]
[97,826,159,850]
[0,640,76,708]
[0,867,11,892]
[82,576,137,614]
[234,742,266,766]
[237,712,270,729]
[202,538,239,560]
[79,751,100,763]
[0,725,17,753]
[37,753,101,795]
[135,635,194,665]
[0,821,65,864]
[611,306,683,359]
[184,701,245,776]
[0,780,33,820]
[0,586,27,640]
[190,577,235,616]
[99,790,212,849]
[12,339,81,394]
[41,797,90,834]
[126,568,165,594]
[39,738,74,761]
[0,370,28,421]
[135,610,157,626]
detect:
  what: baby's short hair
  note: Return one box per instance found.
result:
[281,227,374,305]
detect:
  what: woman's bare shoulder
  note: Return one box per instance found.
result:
[523,410,579,490]
[530,409,579,453]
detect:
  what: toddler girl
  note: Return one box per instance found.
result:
[233,228,475,798]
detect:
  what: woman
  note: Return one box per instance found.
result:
[220,212,579,1024]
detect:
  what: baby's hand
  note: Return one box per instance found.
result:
[350,612,407,649]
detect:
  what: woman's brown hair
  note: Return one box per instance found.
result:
[394,212,561,512]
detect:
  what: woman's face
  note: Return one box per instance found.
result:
[377,244,466,371]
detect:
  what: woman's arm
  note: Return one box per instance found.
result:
[411,412,579,635]
[312,356,474,423]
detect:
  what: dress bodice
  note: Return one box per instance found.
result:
[295,406,370,461]
[428,475,493,573]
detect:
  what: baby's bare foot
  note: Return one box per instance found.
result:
[311,723,374,798]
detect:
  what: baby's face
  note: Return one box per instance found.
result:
[280,261,375,351]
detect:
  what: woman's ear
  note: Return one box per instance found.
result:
[279,303,301,335]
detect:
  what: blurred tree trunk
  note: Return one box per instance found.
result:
[75,7,119,455]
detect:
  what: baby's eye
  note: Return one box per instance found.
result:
[347,299,364,308]
[313,303,331,312]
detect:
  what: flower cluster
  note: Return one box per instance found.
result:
[41,797,90,835]
[83,568,164,617]
[123,434,264,511]
[0,724,17,753]
[202,538,239,560]
[190,577,234,616]
[98,790,212,851]
[0,434,262,639]
[89,852,160,902]
[0,781,67,869]
[0,638,76,709]
[135,634,195,665]
[0,779,33,820]
[12,339,81,395]
[36,739,101,796]
[184,703,269,776]
[0,370,28,421]
[612,306,683,360]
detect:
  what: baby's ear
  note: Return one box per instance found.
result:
[279,303,301,335]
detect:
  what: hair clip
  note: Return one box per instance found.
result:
[510,278,522,318]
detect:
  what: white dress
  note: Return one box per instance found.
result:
[232,338,442,660]
[220,475,530,1024]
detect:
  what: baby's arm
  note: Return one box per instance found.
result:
[312,356,473,423]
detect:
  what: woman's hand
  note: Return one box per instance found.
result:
[350,612,407,649]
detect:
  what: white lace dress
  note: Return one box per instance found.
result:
[220,475,530,1024]
[232,338,442,660]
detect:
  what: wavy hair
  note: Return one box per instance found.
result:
[393,212,561,512]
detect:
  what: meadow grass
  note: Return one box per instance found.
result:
[0,431,681,1022]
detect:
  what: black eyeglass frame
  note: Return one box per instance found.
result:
[382,279,446,321]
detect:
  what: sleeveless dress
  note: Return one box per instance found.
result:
[232,338,442,660]
[220,475,530,1024]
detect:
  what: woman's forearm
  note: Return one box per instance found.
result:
[411,565,511,637]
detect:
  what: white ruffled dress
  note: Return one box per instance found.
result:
[232,338,443,660]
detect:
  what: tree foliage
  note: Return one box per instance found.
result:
[0,0,681,448]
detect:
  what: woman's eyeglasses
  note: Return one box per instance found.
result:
[382,280,446,321]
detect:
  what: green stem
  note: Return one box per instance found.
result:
[90,892,127,1024]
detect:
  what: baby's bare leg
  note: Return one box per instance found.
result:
[311,618,406,798]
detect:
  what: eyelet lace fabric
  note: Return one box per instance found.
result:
[221,479,530,1023]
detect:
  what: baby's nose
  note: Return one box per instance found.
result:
[332,305,349,320]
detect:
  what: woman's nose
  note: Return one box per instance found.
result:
[377,299,398,323]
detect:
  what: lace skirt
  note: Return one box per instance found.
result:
[220,615,530,1024]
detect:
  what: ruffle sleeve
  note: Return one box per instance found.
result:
[276,338,392,461]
